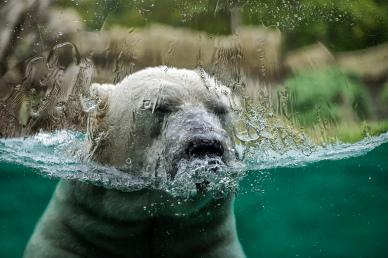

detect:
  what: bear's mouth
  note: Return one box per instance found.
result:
[183,138,225,193]
[186,138,224,159]
[168,137,228,186]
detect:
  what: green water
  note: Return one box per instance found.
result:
[1,142,388,258]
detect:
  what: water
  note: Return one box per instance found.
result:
[237,138,388,258]
[1,131,388,257]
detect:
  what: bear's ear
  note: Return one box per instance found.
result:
[88,83,115,118]
[86,83,115,161]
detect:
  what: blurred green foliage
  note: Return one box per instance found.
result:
[242,0,388,51]
[57,0,388,51]
[333,120,388,143]
[285,68,373,127]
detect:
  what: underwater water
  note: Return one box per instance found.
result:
[236,136,388,258]
[0,131,388,258]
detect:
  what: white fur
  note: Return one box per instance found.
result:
[25,67,245,258]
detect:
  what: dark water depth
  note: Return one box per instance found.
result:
[1,139,388,258]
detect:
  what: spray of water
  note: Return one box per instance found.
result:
[1,130,387,197]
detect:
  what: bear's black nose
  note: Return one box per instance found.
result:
[186,138,224,159]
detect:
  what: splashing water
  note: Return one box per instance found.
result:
[244,132,388,170]
[0,131,150,192]
[0,130,245,197]
[1,130,387,197]
[165,157,243,198]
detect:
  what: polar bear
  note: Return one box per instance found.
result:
[24,67,245,258]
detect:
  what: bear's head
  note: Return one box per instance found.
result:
[87,67,240,205]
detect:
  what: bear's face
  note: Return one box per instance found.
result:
[88,67,238,196]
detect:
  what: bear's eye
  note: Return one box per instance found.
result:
[205,98,229,116]
[154,103,173,114]
[207,101,229,116]
[213,105,229,116]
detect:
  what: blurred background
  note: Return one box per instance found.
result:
[1,0,388,141]
[1,0,388,257]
